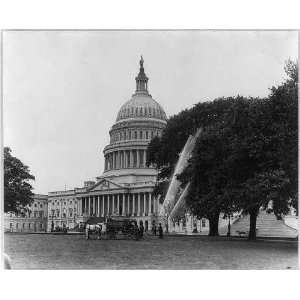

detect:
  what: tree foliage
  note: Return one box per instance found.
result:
[147,97,236,202]
[147,59,298,239]
[4,147,35,213]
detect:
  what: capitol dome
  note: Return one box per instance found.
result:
[116,94,167,123]
[102,56,167,179]
[116,57,167,123]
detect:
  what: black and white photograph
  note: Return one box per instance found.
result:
[2,29,298,271]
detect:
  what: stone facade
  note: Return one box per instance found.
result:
[4,194,48,233]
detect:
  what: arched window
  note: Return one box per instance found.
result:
[140,131,143,139]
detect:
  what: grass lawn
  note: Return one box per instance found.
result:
[4,233,298,269]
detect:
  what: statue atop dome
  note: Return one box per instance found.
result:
[140,55,144,67]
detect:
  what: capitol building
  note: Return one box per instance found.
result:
[44,57,167,231]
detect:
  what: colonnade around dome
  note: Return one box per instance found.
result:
[104,149,149,171]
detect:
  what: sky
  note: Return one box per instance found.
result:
[3,30,298,194]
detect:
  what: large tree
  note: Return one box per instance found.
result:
[224,60,298,239]
[147,60,297,239]
[177,122,232,236]
[4,147,35,213]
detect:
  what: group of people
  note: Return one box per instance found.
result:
[151,223,163,238]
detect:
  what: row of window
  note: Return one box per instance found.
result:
[118,106,164,120]
[50,207,76,218]
[10,222,44,230]
[29,211,44,218]
[30,202,44,209]
[51,199,76,206]
[110,129,161,143]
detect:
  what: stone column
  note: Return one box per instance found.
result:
[138,193,141,216]
[88,197,90,216]
[112,194,115,215]
[102,195,105,217]
[93,196,95,216]
[143,150,147,167]
[122,194,125,216]
[99,196,101,216]
[124,151,127,168]
[144,193,146,216]
[179,220,183,232]
[137,150,140,168]
[130,150,133,168]
[127,194,130,216]
[107,195,110,216]
[132,194,135,216]
[79,198,82,216]
[149,193,152,216]
[117,194,120,216]
[97,196,99,216]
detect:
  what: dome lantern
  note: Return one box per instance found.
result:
[115,57,167,123]
[135,56,149,95]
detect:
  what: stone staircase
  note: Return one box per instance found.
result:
[228,210,298,238]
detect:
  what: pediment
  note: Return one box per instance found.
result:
[87,179,124,192]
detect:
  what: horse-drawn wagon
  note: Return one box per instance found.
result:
[85,217,140,240]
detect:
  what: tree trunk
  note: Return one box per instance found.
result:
[208,213,220,236]
[248,208,258,240]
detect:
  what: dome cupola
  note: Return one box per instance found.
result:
[116,56,167,123]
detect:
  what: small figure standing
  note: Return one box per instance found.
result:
[97,224,102,240]
[153,225,157,236]
[85,225,90,240]
[139,221,144,238]
[158,223,163,239]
